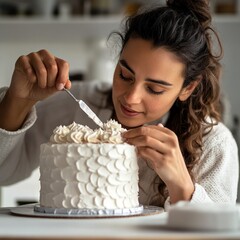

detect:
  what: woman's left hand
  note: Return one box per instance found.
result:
[122,124,195,203]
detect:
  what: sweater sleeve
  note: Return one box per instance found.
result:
[0,87,38,185]
[164,122,239,211]
[192,122,239,204]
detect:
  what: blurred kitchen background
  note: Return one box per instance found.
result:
[0,0,240,206]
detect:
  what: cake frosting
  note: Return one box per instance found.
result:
[39,120,139,210]
[49,119,126,144]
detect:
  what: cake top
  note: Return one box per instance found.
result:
[49,119,127,144]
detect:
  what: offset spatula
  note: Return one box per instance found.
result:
[63,87,103,128]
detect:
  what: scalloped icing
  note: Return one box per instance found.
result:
[39,143,139,209]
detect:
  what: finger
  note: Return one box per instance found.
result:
[55,57,70,90]
[138,146,163,161]
[123,125,169,142]
[14,55,37,84]
[138,146,163,169]
[38,49,58,88]
[28,52,48,88]
[127,134,167,154]
[64,79,72,90]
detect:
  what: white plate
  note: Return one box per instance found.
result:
[167,202,239,231]
[10,204,164,218]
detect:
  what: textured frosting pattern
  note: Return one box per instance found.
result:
[50,119,126,144]
[39,143,139,209]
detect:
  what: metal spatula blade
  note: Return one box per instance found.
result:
[79,100,103,128]
[63,87,103,128]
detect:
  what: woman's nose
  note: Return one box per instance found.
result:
[123,85,142,104]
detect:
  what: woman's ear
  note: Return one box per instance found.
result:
[178,79,201,102]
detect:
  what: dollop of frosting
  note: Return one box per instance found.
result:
[49,119,126,144]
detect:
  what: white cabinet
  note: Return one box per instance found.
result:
[0,16,122,42]
[0,16,122,89]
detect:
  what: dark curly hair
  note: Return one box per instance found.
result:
[109,0,223,199]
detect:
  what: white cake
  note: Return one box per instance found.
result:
[39,120,139,210]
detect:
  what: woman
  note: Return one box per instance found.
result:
[0,0,238,209]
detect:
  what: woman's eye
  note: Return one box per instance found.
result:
[147,87,165,95]
[119,71,132,81]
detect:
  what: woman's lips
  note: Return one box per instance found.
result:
[120,104,141,117]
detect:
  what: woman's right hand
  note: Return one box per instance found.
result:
[0,49,71,131]
[9,49,71,102]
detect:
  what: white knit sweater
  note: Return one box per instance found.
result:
[0,82,239,209]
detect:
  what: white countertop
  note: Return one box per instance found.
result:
[1,205,240,240]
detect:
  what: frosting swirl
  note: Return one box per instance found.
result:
[50,119,126,144]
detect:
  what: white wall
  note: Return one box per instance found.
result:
[214,19,240,123]
[0,41,89,87]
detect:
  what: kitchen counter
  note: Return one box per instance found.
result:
[1,205,240,240]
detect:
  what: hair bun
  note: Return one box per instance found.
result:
[167,0,211,29]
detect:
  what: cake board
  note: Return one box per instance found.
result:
[10,204,164,219]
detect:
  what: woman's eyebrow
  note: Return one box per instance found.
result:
[119,59,135,74]
[119,59,173,87]
[146,79,173,87]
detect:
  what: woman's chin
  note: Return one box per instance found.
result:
[119,119,144,129]
[114,111,144,128]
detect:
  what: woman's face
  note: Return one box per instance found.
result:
[112,38,187,128]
